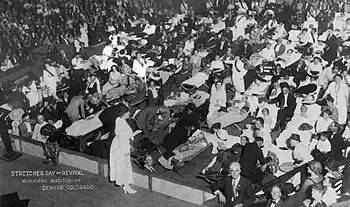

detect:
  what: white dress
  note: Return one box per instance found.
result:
[326,82,349,125]
[207,84,227,119]
[231,60,246,93]
[80,23,89,47]
[109,117,134,186]
[26,81,40,107]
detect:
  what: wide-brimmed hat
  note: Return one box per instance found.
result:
[289,133,301,142]
[40,124,56,136]
[298,123,313,131]
[280,183,295,196]
[279,162,294,172]
[9,108,25,121]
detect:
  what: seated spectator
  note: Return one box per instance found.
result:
[269,83,296,132]
[328,122,346,162]
[265,185,286,207]
[86,70,102,94]
[303,184,327,207]
[19,113,34,139]
[325,95,339,123]
[210,55,225,73]
[287,134,313,166]
[260,42,275,63]
[322,174,338,206]
[286,160,324,207]
[71,54,84,70]
[254,117,273,147]
[102,65,121,94]
[315,109,333,134]
[237,39,253,59]
[0,54,14,72]
[55,62,70,83]
[147,80,159,107]
[310,131,332,155]
[32,114,48,143]
[211,162,255,207]
[239,136,268,184]
[132,52,147,78]
[262,108,275,130]
[274,38,286,58]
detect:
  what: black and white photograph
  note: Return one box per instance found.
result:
[0,0,350,206]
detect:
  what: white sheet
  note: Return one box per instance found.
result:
[182,72,209,87]
[65,112,103,137]
[207,107,248,128]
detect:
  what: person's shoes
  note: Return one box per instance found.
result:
[43,158,50,164]
[52,158,58,166]
[123,185,137,194]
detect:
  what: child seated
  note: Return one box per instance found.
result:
[309,131,332,155]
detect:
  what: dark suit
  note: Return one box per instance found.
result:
[18,122,34,139]
[222,29,233,43]
[265,199,286,207]
[211,175,255,207]
[239,142,266,184]
[330,132,345,161]
[161,46,175,59]
[270,92,296,129]
[237,43,253,59]
[214,39,229,57]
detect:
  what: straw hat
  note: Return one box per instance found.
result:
[298,123,313,131]
[9,108,25,121]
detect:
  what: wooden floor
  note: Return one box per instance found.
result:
[132,116,256,193]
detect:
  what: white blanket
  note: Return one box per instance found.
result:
[164,91,210,108]
[245,81,270,96]
[207,107,248,128]
[182,72,209,87]
[65,112,102,137]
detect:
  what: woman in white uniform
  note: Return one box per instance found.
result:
[322,74,349,125]
[231,56,246,93]
[109,104,141,194]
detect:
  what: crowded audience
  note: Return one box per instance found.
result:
[1,0,350,205]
